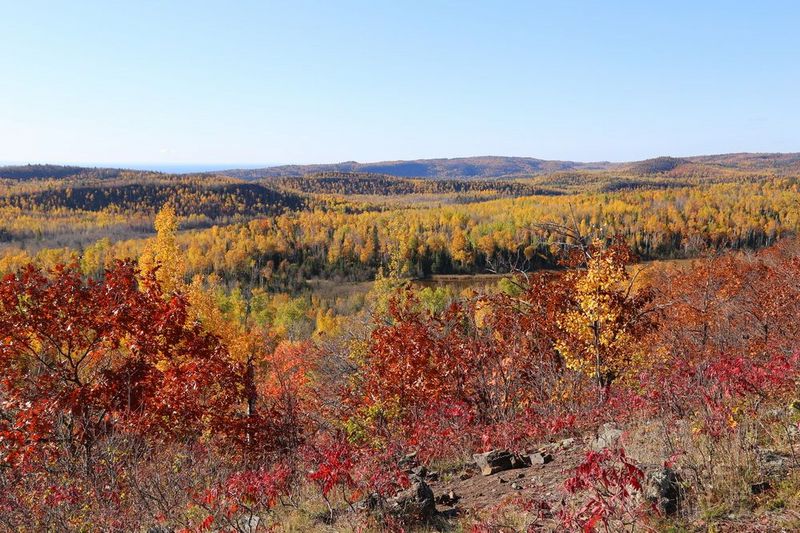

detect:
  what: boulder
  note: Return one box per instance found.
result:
[358,492,382,512]
[473,449,528,476]
[237,516,260,531]
[645,467,682,515]
[528,451,553,465]
[758,449,790,477]
[388,479,436,521]
[590,423,624,451]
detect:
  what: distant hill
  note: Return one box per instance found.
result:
[1,182,304,218]
[220,153,800,181]
[686,152,800,171]
[221,156,615,180]
[625,156,689,175]
[0,164,123,181]
[264,172,563,197]
[4,153,800,185]
[0,165,305,224]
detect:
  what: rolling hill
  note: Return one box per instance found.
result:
[220,156,615,180]
[220,153,800,181]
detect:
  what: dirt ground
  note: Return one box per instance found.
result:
[428,440,585,518]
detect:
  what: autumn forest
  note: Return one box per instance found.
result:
[2,154,800,531]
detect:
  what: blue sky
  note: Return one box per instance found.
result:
[1,1,798,167]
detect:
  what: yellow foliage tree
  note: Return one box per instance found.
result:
[451,229,472,266]
[139,205,186,294]
[314,307,340,338]
[555,240,654,395]
[186,274,265,363]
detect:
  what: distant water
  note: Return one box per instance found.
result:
[113,163,276,174]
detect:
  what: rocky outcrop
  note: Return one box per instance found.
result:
[473,449,530,476]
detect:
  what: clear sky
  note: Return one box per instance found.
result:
[1,1,799,167]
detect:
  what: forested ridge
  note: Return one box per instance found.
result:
[222,152,800,180]
[0,164,124,181]
[1,181,304,217]
[257,172,562,197]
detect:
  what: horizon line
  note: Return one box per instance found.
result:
[1,150,799,171]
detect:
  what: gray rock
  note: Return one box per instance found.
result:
[473,449,528,476]
[399,451,418,465]
[237,515,260,532]
[645,467,682,515]
[357,492,386,512]
[590,423,624,451]
[764,407,791,420]
[758,449,790,476]
[528,452,553,465]
[388,479,436,521]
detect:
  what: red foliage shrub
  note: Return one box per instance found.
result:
[305,436,410,503]
[186,463,293,531]
[641,350,800,437]
[0,262,248,473]
[561,448,652,532]
[0,262,307,529]
[308,439,357,498]
[351,282,596,458]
